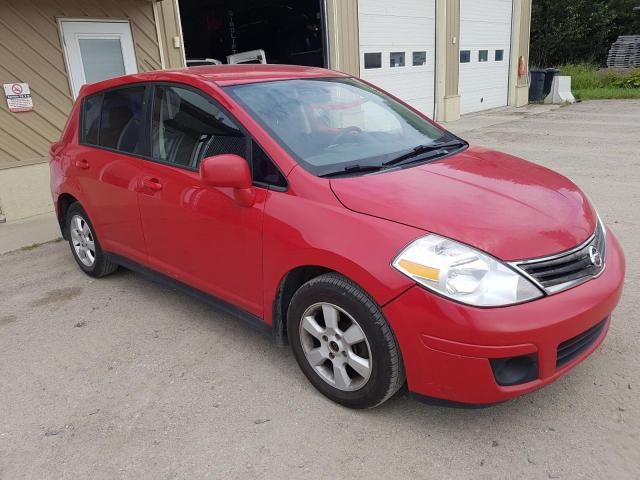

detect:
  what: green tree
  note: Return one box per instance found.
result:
[530,0,640,67]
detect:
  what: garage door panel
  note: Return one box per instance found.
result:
[359,0,434,16]
[358,0,436,117]
[460,0,513,115]
[359,16,435,46]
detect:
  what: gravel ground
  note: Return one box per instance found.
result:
[1,100,639,479]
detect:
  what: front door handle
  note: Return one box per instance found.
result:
[141,178,163,192]
[75,159,90,170]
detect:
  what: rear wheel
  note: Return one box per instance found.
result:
[287,273,405,409]
[66,203,117,278]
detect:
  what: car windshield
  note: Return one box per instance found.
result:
[224,78,460,177]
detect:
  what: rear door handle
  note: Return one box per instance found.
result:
[141,178,163,192]
[75,159,89,170]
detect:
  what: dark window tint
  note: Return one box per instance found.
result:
[364,52,382,69]
[495,49,504,61]
[460,50,471,63]
[99,86,146,154]
[82,94,102,145]
[479,50,489,62]
[390,52,405,67]
[413,51,427,66]
[252,142,286,188]
[151,85,246,169]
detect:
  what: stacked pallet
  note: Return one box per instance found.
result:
[607,36,640,68]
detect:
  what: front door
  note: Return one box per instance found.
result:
[60,20,138,98]
[137,84,265,317]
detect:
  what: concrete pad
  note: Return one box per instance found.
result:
[0,212,61,255]
[0,100,638,479]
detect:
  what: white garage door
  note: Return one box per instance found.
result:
[459,0,513,115]
[358,0,436,117]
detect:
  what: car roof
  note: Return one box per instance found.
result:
[79,65,350,97]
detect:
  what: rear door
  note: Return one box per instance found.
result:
[74,85,149,263]
[136,84,267,316]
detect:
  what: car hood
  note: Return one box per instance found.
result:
[329,146,597,261]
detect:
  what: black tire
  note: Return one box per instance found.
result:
[287,273,405,409]
[65,202,118,278]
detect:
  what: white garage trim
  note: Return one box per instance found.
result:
[459,0,513,115]
[358,0,437,117]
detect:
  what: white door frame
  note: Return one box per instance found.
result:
[58,19,138,98]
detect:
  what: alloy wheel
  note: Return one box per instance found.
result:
[298,302,373,392]
[70,214,96,267]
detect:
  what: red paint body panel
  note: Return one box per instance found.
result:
[331,145,597,261]
[50,66,626,405]
[383,231,624,403]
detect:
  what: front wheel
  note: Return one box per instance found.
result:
[287,273,405,409]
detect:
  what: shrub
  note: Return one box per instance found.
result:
[612,72,640,89]
[559,64,640,90]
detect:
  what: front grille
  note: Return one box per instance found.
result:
[556,319,607,368]
[513,221,606,294]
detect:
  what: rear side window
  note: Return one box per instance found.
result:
[99,86,146,154]
[151,85,246,169]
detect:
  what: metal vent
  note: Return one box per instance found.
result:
[556,319,607,368]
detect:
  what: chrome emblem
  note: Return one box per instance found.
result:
[588,246,603,268]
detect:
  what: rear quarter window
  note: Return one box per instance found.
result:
[82,94,102,145]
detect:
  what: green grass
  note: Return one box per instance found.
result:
[558,63,640,100]
[573,88,640,100]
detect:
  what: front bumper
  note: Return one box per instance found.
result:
[383,229,625,405]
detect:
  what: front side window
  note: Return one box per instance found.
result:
[151,85,246,169]
[226,78,457,177]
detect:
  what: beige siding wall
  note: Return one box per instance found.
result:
[0,0,163,169]
[509,0,532,106]
[154,0,186,69]
[325,0,359,76]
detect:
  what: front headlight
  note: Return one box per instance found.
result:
[392,234,543,307]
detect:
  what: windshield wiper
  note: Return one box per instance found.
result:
[382,140,467,168]
[319,164,385,178]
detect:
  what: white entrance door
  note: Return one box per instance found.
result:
[60,20,138,98]
[358,0,436,117]
[459,0,513,114]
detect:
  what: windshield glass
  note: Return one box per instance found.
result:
[224,78,459,176]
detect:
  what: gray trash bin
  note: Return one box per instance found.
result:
[529,69,546,101]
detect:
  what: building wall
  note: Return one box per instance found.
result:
[154,0,187,69]
[0,0,167,221]
[510,0,532,107]
[435,0,461,122]
[325,0,360,76]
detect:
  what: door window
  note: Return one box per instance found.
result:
[151,85,246,169]
[98,87,146,155]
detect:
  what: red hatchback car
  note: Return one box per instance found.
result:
[50,65,625,408]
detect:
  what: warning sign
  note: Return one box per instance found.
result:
[3,83,34,113]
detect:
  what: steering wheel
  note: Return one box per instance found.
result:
[330,126,363,145]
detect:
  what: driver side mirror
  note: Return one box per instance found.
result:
[200,154,255,207]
